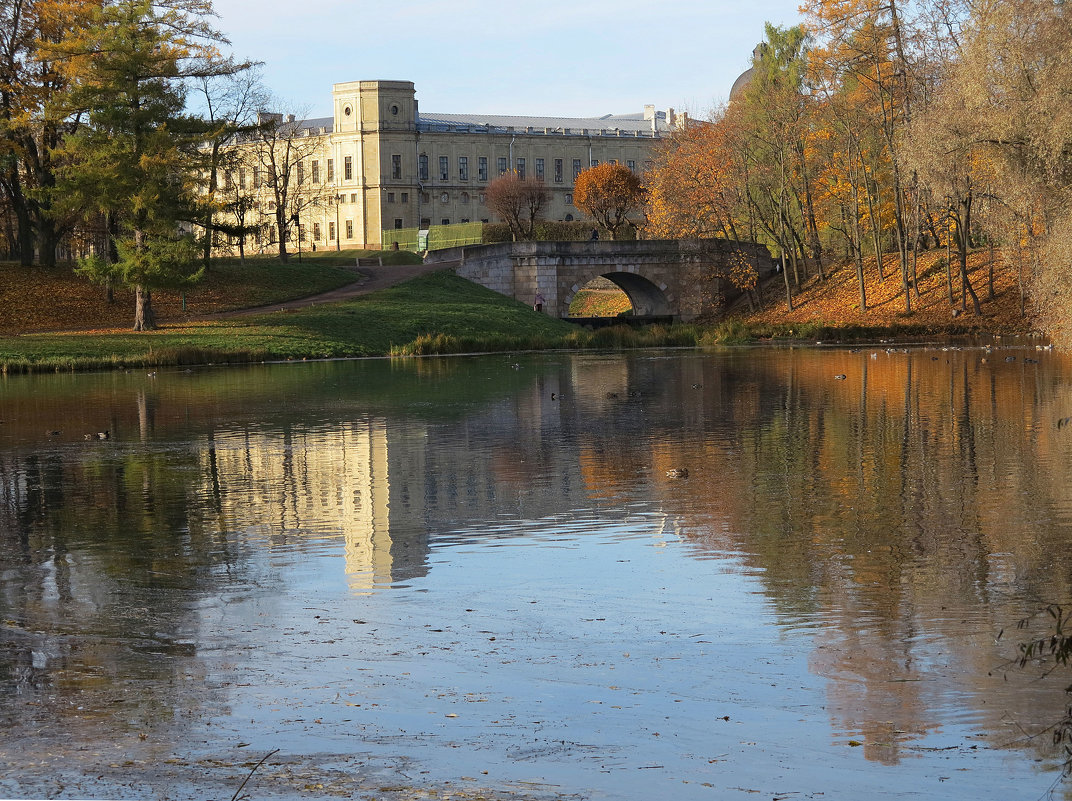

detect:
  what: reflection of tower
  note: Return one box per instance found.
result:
[343,418,392,592]
[202,418,414,594]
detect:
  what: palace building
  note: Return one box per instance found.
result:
[224,80,684,252]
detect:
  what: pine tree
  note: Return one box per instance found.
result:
[54,0,242,330]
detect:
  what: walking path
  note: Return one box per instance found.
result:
[203,259,454,320]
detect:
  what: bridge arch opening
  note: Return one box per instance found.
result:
[567,271,672,318]
[568,276,632,317]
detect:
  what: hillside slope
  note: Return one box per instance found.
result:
[732,248,1033,336]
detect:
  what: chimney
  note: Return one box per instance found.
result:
[285,114,296,123]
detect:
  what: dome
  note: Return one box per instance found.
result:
[729,43,767,102]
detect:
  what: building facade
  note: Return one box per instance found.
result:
[223,80,683,252]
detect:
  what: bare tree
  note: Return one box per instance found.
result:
[485,172,549,241]
[193,67,265,266]
[249,104,330,261]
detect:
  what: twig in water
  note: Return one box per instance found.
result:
[230,748,279,801]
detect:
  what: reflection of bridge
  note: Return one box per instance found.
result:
[425,239,775,321]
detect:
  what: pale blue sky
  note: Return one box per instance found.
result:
[210,0,805,119]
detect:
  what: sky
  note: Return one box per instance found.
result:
[208,0,806,120]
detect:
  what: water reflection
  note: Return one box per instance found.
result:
[1,346,1072,798]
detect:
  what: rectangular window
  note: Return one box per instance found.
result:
[350,193,357,203]
[441,218,450,225]
[311,160,320,184]
[394,218,403,229]
[401,192,408,203]
[627,160,636,171]
[345,219,353,239]
[418,154,428,181]
[239,167,247,189]
[392,154,402,179]
[439,156,449,181]
[344,155,353,181]
[328,221,336,240]
[313,222,321,240]
[223,170,233,190]
[296,161,304,185]
[535,158,544,180]
[478,156,488,181]
[252,166,261,188]
[497,156,507,176]
[591,159,599,168]
[298,224,306,242]
[572,159,582,181]
[388,192,396,203]
[459,156,468,181]
[554,158,563,183]
[327,158,335,182]
[516,158,525,178]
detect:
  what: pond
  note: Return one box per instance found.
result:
[2,343,1072,800]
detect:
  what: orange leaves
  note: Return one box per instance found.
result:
[727,250,759,292]
[573,163,644,239]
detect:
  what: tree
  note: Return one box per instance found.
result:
[0,0,100,266]
[192,66,264,267]
[485,172,548,241]
[573,162,644,240]
[942,0,1072,339]
[248,105,329,262]
[53,0,244,330]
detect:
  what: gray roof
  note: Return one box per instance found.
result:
[416,111,670,136]
[283,111,672,137]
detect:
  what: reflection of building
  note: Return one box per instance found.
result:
[204,420,399,592]
[220,80,683,250]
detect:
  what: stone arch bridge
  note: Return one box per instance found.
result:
[424,239,775,321]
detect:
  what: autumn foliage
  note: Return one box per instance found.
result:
[643,1,1072,340]
[573,163,644,240]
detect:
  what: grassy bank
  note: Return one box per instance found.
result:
[0,270,702,374]
[0,248,421,335]
[0,245,1044,375]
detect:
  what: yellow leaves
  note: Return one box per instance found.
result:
[728,250,759,292]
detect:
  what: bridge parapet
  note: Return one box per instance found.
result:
[425,239,774,320]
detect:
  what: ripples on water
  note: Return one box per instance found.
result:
[2,347,1072,800]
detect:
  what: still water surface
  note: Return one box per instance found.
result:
[2,345,1072,800]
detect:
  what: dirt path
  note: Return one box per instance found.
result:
[201,259,455,320]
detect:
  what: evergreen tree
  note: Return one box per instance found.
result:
[54,0,242,330]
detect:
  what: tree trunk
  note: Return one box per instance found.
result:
[851,186,867,312]
[945,219,953,305]
[37,217,58,268]
[957,193,981,316]
[133,285,156,331]
[275,208,290,262]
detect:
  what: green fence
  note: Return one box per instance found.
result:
[382,221,483,252]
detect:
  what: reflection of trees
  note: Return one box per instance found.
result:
[0,443,237,779]
[551,349,1072,767]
